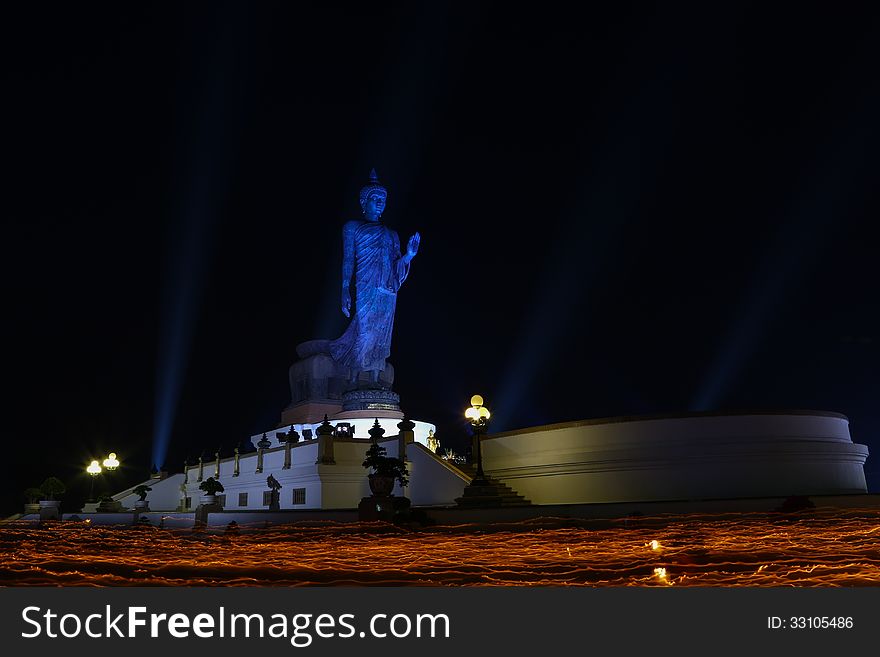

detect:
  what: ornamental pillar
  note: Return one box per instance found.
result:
[397,417,415,461]
[315,416,336,465]
[283,426,298,469]
[256,433,271,474]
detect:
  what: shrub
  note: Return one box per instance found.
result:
[23,487,43,504]
[362,442,409,488]
[39,477,66,501]
[198,477,224,495]
[133,485,152,502]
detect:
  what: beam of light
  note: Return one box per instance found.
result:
[689,218,818,412]
[691,68,879,412]
[493,66,687,432]
[2,508,879,586]
[153,4,250,470]
[153,196,211,471]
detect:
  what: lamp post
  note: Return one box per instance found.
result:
[102,452,120,471]
[86,460,102,502]
[97,453,119,504]
[465,394,491,486]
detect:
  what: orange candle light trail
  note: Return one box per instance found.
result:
[1,508,878,586]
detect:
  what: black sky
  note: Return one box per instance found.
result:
[3,1,879,514]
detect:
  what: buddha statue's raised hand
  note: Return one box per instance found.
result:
[406,232,421,260]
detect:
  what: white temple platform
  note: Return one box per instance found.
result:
[107,415,465,513]
[85,410,869,518]
[481,410,869,504]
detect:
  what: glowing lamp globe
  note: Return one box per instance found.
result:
[466,395,491,426]
[87,460,102,476]
[103,453,120,471]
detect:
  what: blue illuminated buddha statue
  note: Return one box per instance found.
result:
[329,169,420,387]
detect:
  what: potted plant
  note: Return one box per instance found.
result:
[198,476,224,504]
[362,442,409,497]
[39,477,66,511]
[23,487,43,514]
[133,484,152,510]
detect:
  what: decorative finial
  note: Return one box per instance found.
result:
[368,418,386,443]
[257,432,272,450]
[369,167,379,182]
[286,425,300,443]
[316,415,335,436]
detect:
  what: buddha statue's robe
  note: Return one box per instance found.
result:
[329,219,410,373]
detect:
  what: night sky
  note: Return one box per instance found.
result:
[4,1,878,515]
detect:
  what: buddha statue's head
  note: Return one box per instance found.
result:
[359,168,387,221]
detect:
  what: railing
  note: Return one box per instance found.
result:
[410,442,472,482]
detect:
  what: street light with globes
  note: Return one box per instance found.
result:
[102,452,120,471]
[465,394,491,486]
[86,460,102,502]
[90,453,120,506]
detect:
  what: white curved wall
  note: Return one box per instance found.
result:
[482,412,869,504]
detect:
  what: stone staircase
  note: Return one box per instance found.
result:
[454,464,532,508]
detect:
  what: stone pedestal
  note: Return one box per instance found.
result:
[358,496,411,522]
[282,401,343,426]
[341,388,401,413]
[38,501,61,521]
[282,340,397,425]
[333,408,405,421]
[193,502,223,531]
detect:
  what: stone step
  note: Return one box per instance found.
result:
[450,464,534,506]
[454,478,532,508]
[455,495,532,508]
